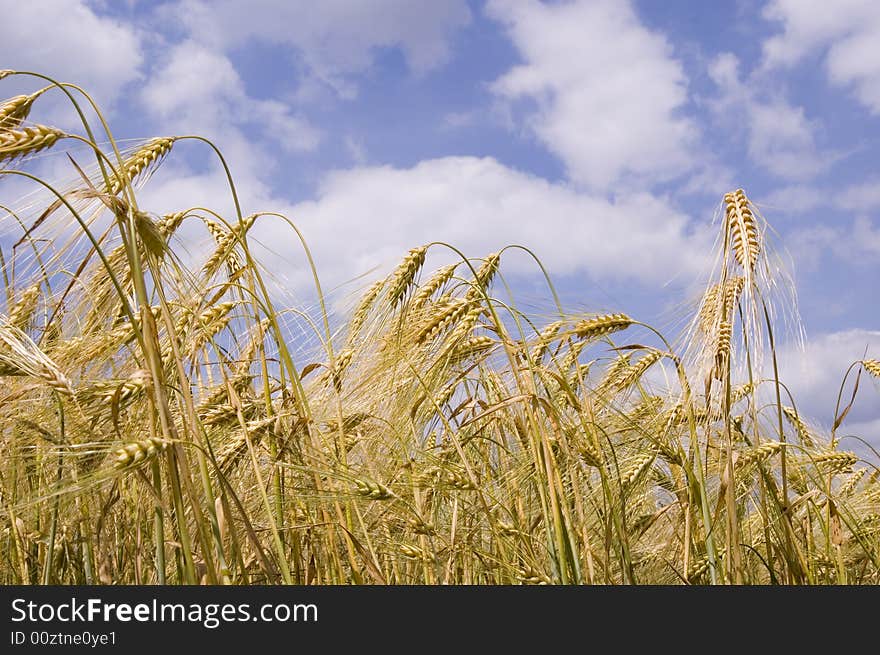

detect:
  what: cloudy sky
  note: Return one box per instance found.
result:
[1,0,879,444]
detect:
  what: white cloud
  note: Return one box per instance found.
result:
[759,185,826,213]
[142,41,320,152]
[442,111,476,130]
[241,156,713,295]
[762,0,880,113]
[677,162,738,200]
[344,136,367,165]
[164,0,471,98]
[747,101,823,179]
[0,0,142,106]
[759,178,880,215]
[249,100,322,154]
[837,178,880,212]
[787,216,880,271]
[708,53,825,180]
[786,225,840,271]
[777,329,880,445]
[850,216,880,254]
[141,41,239,128]
[487,0,697,191]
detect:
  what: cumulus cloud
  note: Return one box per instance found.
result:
[0,0,142,106]
[163,0,471,98]
[142,40,320,152]
[850,216,880,253]
[746,102,824,179]
[759,184,826,214]
[487,0,697,191]
[837,177,880,212]
[759,178,880,215]
[777,329,880,446]
[239,156,714,295]
[762,0,880,114]
[708,53,827,180]
[786,215,880,275]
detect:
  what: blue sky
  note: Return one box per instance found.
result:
[1,0,879,441]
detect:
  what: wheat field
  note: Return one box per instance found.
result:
[1,71,878,585]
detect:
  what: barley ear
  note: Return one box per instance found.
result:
[108,137,177,195]
[0,125,67,163]
[0,92,41,130]
[573,313,633,340]
[724,188,760,271]
[388,246,428,307]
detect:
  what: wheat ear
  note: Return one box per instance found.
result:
[388,246,428,306]
[573,313,633,340]
[0,125,66,162]
[348,279,385,340]
[724,189,760,270]
[107,137,176,194]
[411,263,457,308]
[0,92,40,130]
